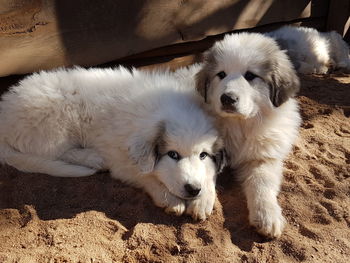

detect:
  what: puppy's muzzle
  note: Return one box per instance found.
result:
[184,183,201,198]
[220,93,238,112]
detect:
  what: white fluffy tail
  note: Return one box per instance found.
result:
[0,143,96,177]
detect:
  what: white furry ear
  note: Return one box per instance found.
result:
[128,121,165,174]
[213,137,227,173]
[195,50,217,102]
[195,66,209,100]
[269,53,300,107]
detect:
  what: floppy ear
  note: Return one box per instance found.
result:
[214,149,227,173]
[212,138,227,173]
[269,54,300,107]
[195,50,217,103]
[195,66,210,102]
[128,121,165,174]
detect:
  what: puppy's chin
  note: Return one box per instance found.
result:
[182,194,201,200]
[168,188,201,201]
[218,107,249,119]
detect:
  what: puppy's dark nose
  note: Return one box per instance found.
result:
[220,93,238,106]
[184,184,201,197]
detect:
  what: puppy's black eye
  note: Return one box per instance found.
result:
[167,151,180,161]
[244,71,258,81]
[216,71,227,80]
[199,152,208,160]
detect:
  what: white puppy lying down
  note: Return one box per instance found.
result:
[0,66,225,220]
[267,25,350,74]
[177,32,301,238]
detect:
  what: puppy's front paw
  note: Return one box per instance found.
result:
[163,194,186,216]
[150,189,186,216]
[85,152,105,170]
[316,65,329,74]
[186,187,216,221]
[143,178,186,216]
[249,202,285,238]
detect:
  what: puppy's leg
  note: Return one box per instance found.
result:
[327,31,350,71]
[0,143,96,177]
[186,176,216,221]
[60,148,106,170]
[315,64,330,74]
[298,61,319,74]
[241,160,285,238]
[140,176,186,216]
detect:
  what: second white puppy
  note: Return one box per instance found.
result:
[191,33,301,238]
[0,66,225,220]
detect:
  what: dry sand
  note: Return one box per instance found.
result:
[0,70,349,263]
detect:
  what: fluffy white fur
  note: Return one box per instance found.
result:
[267,25,350,74]
[178,33,301,238]
[0,66,225,220]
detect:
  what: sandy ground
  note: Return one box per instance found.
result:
[0,67,349,262]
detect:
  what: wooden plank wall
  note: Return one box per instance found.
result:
[326,0,350,42]
[0,0,331,77]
